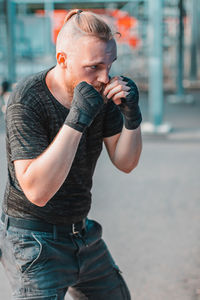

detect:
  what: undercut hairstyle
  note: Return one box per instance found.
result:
[56,9,114,53]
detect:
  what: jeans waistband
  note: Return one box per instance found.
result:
[1,212,86,235]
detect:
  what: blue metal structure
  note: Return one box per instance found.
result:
[190,0,198,80]
[177,0,184,96]
[7,0,17,83]
[4,0,196,133]
[148,0,164,127]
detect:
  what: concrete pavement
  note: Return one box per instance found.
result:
[0,90,200,299]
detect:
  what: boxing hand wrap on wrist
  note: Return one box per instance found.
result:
[119,76,142,130]
[65,81,104,132]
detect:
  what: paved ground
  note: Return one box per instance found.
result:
[0,90,200,299]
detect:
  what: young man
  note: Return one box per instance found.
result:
[0,9,142,300]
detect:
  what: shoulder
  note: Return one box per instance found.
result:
[7,68,52,111]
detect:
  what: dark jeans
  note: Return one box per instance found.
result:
[0,216,131,299]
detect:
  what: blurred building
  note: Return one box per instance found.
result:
[0,0,199,89]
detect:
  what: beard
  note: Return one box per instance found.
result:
[66,77,79,100]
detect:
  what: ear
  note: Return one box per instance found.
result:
[57,52,67,68]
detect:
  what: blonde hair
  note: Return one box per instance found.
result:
[64,9,113,41]
[56,9,114,53]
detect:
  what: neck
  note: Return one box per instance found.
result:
[46,66,73,109]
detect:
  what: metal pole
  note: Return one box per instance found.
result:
[6,0,16,83]
[148,0,164,126]
[177,0,184,96]
[190,0,198,80]
[168,0,194,104]
[44,1,54,54]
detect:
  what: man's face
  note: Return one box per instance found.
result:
[65,36,117,97]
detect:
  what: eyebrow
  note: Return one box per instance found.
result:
[86,57,117,66]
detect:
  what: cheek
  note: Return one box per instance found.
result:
[71,66,87,79]
[68,62,78,76]
[68,57,81,74]
[78,69,97,84]
[68,60,97,83]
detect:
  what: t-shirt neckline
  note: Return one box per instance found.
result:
[41,66,69,112]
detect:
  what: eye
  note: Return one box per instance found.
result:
[90,65,98,70]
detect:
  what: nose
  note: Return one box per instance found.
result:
[97,69,110,85]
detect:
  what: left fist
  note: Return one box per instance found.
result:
[104,76,142,130]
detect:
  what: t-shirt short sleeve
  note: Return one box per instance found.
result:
[103,100,123,138]
[6,103,49,161]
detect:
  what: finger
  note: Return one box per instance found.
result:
[106,85,130,100]
[103,79,120,96]
[104,79,128,96]
[112,91,130,102]
[112,98,122,105]
[104,75,127,91]
[109,76,123,83]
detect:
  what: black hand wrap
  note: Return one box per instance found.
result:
[119,76,142,130]
[65,81,104,132]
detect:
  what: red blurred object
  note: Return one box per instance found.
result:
[35,9,140,48]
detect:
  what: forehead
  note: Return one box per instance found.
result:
[75,36,117,63]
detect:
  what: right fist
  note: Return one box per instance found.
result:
[65,81,104,132]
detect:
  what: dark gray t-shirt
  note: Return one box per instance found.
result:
[3,68,123,224]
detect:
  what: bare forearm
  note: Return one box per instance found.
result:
[103,76,142,173]
[112,126,142,173]
[15,125,82,206]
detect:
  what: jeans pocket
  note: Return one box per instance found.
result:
[84,219,103,246]
[11,232,44,274]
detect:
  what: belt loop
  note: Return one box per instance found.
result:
[72,223,79,235]
[53,225,57,240]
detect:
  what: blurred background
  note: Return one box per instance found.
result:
[1,0,200,128]
[0,0,200,299]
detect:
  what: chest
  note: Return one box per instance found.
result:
[46,106,104,161]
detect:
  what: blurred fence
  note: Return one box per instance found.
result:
[0,0,200,130]
[0,0,199,90]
